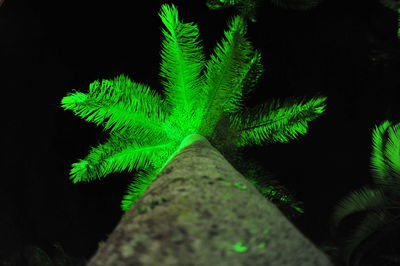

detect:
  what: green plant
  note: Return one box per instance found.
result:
[61,3,327,213]
[330,120,400,266]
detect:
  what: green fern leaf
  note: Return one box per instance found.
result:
[330,187,387,229]
[240,50,264,96]
[69,131,174,183]
[370,120,393,183]
[61,75,168,133]
[199,15,255,137]
[384,123,400,178]
[232,96,327,147]
[159,4,206,134]
[121,166,161,211]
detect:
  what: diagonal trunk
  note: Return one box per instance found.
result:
[87,134,334,266]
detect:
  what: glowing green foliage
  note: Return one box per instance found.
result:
[330,120,400,266]
[371,120,393,181]
[230,96,327,147]
[159,6,206,135]
[197,15,255,137]
[62,76,169,134]
[331,187,387,229]
[384,123,400,178]
[62,3,326,212]
[68,131,174,183]
[370,121,400,188]
[121,166,161,210]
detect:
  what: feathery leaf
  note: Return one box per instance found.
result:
[370,121,400,198]
[240,50,264,97]
[199,15,255,137]
[330,187,387,229]
[121,166,162,211]
[61,75,169,134]
[384,123,400,178]
[159,4,206,134]
[69,130,175,183]
[232,96,327,147]
[370,120,393,183]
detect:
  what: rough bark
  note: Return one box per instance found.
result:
[87,134,334,266]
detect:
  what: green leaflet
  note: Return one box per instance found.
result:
[370,120,393,182]
[231,96,327,147]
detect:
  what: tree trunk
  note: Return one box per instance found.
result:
[87,134,334,266]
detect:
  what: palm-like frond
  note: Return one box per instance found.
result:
[230,96,327,147]
[330,187,387,229]
[240,50,264,96]
[198,15,255,137]
[158,4,206,134]
[370,120,393,183]
[69,130,175,183]
[121,166,162,211]
[384,123,400,178]
[328,120,400,266]
[340,210,391,266]
[370,121,400,197]
[62,3,327,212]
[61,75,169,134]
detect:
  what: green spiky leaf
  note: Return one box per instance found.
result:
[370,120,393,182]
[231,96,327,147]
[331,187,387,229]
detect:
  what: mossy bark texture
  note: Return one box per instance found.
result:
[87,134,334,266]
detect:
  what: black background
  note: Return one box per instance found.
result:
[1,0,400,263]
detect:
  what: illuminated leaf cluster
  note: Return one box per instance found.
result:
[330,121,400,266]
[61,4,326,212]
